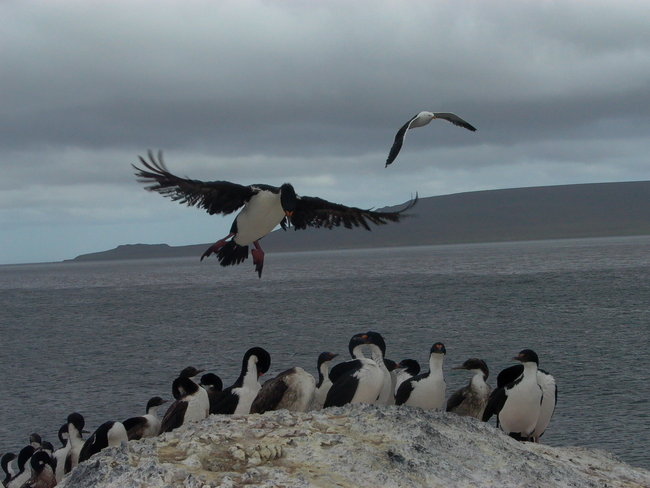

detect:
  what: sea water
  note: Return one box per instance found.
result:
[0,236,648,469]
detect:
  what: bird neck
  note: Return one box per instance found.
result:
[522,362,538,376]
[429,354,444,373]
[242,356,260,389]
[470,370,488,388]
[367,344,384,363]
[317,362,330,387]
[351,345,365,359]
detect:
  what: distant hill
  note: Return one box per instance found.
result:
[69,181,650,262]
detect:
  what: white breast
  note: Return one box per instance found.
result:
[142,414,162,438]
[532,372,556,440]
[234,190,285,245]
[233,383,262,415]
[7,469,30,488]
[350,359,384,404]
[184,388,210,422]
[107,422,128,447]
[404,373,446,410]
[311,377,332,410]
[376,363,394,405]
[54,444,71,482]
[499,377,542,437]
[68,429,85,469]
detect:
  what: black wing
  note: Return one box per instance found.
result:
[324,369,362,408]
[290,195,417,231]
[386,114,418,167]
[329,359,363,384]
[497,365,523,388]
[78,422,107,463]
[446,387,467,412]
[133,150,256,215]
[433,113,477,131]
[160,401,188,433]
[250,372,291,414]
[212,387,241,415]
[206,390,227,415]
[122,416,147,441]
[395,377,416,406]
[482,387,507,422]
[78,433,96,463]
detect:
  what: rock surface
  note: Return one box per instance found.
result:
[58,404,650,488]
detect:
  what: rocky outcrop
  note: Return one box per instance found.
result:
[58,404,650,488]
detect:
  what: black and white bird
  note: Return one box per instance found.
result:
[386,111,477,167]
[395,342,447,410]
[393,358,421,395]
[199,373,225,415]
[52,424,69,483]
[250,367,316,414]
[78,421,128,463]
[64,412,87,473]
[133,151,417,277]
[212,347,272,415]
[160,367,210,433]
[1,452,17,486]
[482,349,543,441]
[39,442,54,457]
[123,396,168,440]
[5,445,35,488]
[494,361,557,442]
[446,358,492,419]
[21,451,56,488]
[310,352,338,410]
[28,434,42,450]
[324,332,387,408]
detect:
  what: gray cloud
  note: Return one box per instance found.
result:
[1,0,650,264]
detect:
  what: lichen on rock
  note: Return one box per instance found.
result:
[57,404,650,488]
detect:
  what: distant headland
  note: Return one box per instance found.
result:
[68,181,650,262]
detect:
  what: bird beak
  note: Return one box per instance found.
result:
[284,210,294,218]
[452,366,465,370]
[513,356,522,362]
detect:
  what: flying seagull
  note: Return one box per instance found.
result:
[133,151,418,277]
[386,111,477,167]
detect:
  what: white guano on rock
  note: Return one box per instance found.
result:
[57,404,650,488]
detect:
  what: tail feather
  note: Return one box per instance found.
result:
[216,241,249,267]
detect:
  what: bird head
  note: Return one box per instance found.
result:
[317,351,338,367]
[514,349,539,365]
[280,183,297,218]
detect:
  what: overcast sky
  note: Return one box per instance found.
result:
[1,0,649,264]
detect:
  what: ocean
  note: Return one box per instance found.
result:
[1,236,649,470]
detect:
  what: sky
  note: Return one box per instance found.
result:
[1,0,649,264]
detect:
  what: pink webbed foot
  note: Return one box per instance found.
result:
[200,233,234,261]
[251,241,264,278]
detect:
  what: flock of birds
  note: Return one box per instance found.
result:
[7,110,549,487]
[132,110,477,277]
[1,331,556,488]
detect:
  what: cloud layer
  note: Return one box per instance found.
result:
[2,0,649,263]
